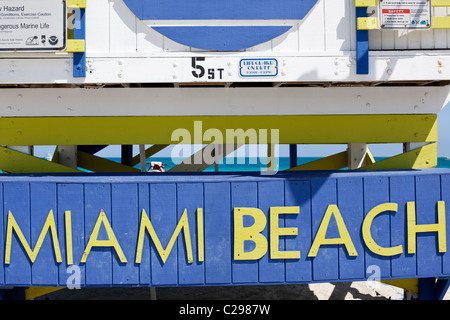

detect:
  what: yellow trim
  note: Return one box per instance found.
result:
[432,0,450,7]
[67,0,87,8]
[0,115,437,146]
[357,17,379,30]
[66,39,85,52]
[355,0,378,7]
[432,16,450,29]
[25,287,63,300]
[359,143,437,170]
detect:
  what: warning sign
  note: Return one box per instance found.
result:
[379,0,431,29]
[0,0,66,51]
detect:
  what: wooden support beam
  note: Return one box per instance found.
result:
[77,150,140,173]
[287,151,348,171]
[0,146,80,173]
[359,143,437,170]
[129,144,169,166]
[0,115,437,146]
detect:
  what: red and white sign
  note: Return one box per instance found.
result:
[379,0,430,29]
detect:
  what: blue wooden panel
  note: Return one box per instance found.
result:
[0,184,3,286]
[416,175,443,277]
[356,7,369,74]
[204,182,231,284]
[363,177,390,279]
[258,180,285,283]
[123,0,318,50]
[284,180,312,283]
[57,184,85,287]
[84,184,112,285]
[150,183,177,286]
[441,175,450,275]
[4,182,31,286]
[389,175,416,278]
[112,184,139,285]
[30,183,58,286]
[0,170,449,288]
[311,178,339,281]
[337,177,365,280]
[231,182,258,284]
[138,183,151,285]
[177,183,204,285]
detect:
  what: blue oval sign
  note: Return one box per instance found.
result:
[123,0,319,51]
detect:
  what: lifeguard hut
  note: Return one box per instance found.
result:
[1,0,450,300]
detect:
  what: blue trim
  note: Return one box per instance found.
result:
[418,278,450,300]
[73,8,86,78]
[355,7,369,75]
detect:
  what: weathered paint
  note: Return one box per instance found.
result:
[1,169,450,287]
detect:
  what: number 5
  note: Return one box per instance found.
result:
[192,57,205,78]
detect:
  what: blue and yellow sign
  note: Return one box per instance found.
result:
[1,169,450,287]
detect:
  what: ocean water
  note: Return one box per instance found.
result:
[121,157,450,172]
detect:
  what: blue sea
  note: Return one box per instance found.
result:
[116,157,450,172]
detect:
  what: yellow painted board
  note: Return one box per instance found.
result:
[382,279,419,295]
[0,115,437,146]
[432,0,450,7]
[355,0,378,7]
[359,143,437,170]
[67,0,87,8]
[66,39,85,52]
[287,151,348,171]
[357,17,379,30]
[77,150,140,173]
[0,146,81,173]
[25,287,63,300]
[432,16,450,29]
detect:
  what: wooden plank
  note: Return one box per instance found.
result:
[287,151,348,171]
[0,146,81,173]
[138,184,151,285]
[57,184,85,287]
[177,183,205,285]
[310,178,339,281]
[4,182,31,286]
[77,150,140,173]
[112,184,139,285]
[84,184,112,285]
[149,183,178,286]
[0,115,437,146]
[360,143,437,170]
[30,183,58,286]
[0,183,3,286]
[389,175,417,278]
[258,181,285,283]
[284,180,312,283]
[337,177,365,280]
[363,177,391,279]
[441,174,450,275]
[415,175,443,277]
[231,182,259,284]
[204,182,231,285]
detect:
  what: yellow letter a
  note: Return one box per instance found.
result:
[308,205,357,257]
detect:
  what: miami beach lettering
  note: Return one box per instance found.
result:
[3,201,447,265]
